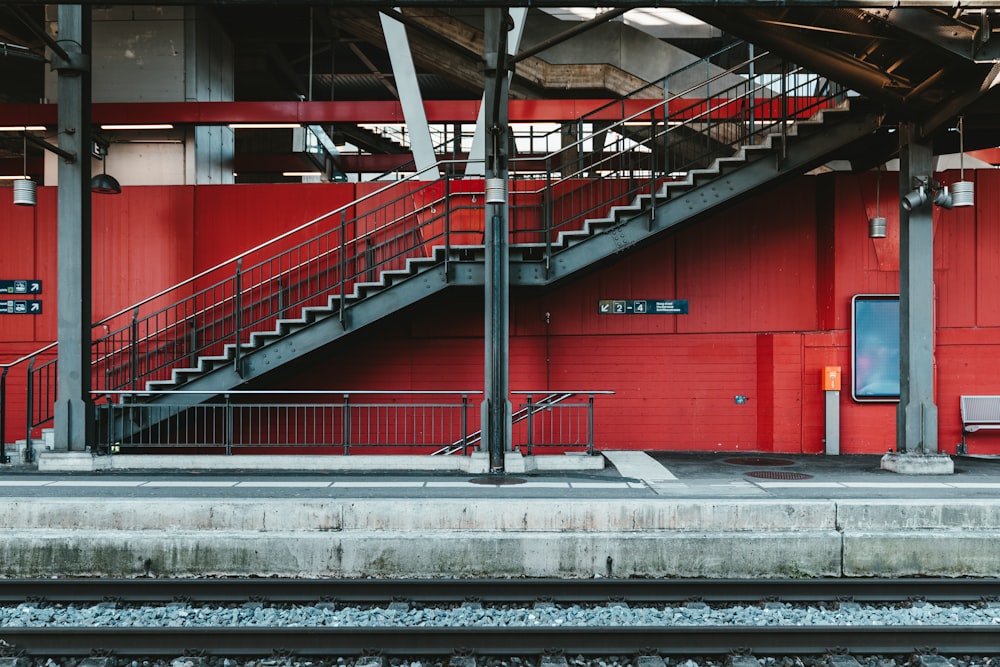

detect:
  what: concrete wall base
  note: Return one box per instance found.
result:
[880,452,954,475]
[1,498,999,578]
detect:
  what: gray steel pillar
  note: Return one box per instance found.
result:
[481,9,512,472]
[896,122,938,454]
[52,6,94,453]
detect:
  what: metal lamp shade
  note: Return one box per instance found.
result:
[12,178,36,206]
[868,216,886,239]
[951,180,974,208]
[91,172,122,195]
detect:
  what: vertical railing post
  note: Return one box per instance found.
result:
[649,108,657,231]
[233,260,243,377]
[444,176,451,282]
[0,366,8,463]
[130,308,139,391]
[342,393,351,455]
[224,392,232,456]
[748,43,756,145]
[461,393,469,455]
[781,59,789,163]
[525,394,534,455]
[338,211,346,327]
[663,75,670,176]
[25,357,35,461]
[587,393,595,455]
[188,316,198,367]
[544,168,552,278]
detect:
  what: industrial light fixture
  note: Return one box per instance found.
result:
[485,177,506,204]
[90,138,121,195]
[12,132,36,207]
[228,123,302,129]
[868,164,886,239]
[901,178,957,212]
[951,116,974,207]
[901,184,928,211]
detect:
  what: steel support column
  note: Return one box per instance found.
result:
[481,8,512,472]
[53,6,94,453]
[896,122,938,454]
[379,9,437,178]
[465,8,525,178]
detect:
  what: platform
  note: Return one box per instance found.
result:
[2,450,1000,580]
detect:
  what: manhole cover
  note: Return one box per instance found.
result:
[724,457,795,467]
[469,476,527,486]
[745,470,813,480]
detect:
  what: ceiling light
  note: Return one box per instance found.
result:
[91,144,121,195]
[12,133,35,206]
[282,171,322,177]
[0,126,46,132]
[100,124,174,130]
[952,116,974,208]
[901,185,928,211]
[229,123,302,129]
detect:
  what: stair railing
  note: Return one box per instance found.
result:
[507,53,848,255]
[5,48,851,452]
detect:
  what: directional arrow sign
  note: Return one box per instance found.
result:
[0,300,42,315]
[1,280,42,295]
[598,299,688,315]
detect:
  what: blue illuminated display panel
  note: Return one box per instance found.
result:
[852,294,900,402]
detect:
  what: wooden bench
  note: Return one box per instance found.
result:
[960,395,1000,452]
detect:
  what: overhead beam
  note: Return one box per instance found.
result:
[7,1,1000,7]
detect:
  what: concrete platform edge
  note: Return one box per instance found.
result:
[0,498,998,577]
[34,451,606,473]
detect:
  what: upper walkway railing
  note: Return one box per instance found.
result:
[1,42,849,457]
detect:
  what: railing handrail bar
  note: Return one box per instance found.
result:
[0,342,57,370]
[93,389,484,396]
[91,158,482,330]
[512,390,615,394]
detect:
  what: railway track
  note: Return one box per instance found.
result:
[2,576,1000,604]
[1,578,999,658]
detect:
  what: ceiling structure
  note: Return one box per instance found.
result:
[2,3,1000,180]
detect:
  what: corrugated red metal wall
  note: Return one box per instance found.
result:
[3,170,1000,454]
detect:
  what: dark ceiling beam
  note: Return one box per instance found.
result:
[7,1,1000,6]
[870,7,1000,63]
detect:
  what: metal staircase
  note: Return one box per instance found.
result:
[8,45,883,451]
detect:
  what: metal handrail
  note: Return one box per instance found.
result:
[95,389,606,455]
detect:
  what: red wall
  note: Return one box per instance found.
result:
[3,170,1000,454]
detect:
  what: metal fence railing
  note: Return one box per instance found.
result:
[93,390,607,455]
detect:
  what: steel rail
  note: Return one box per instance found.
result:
[2,626,1000,657]
[3,578,1000,605]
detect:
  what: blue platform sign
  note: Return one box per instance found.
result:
[0,300,42,315]
[1,279,42,295]
[598,299,688,315]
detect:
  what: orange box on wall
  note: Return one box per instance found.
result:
[823,366,841,391]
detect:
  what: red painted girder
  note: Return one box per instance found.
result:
[0,98,832,126]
